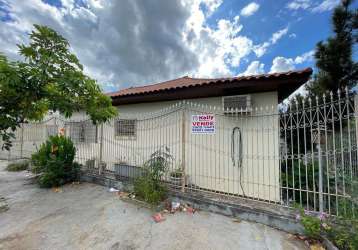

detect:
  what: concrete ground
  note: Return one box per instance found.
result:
[0,161,309,250]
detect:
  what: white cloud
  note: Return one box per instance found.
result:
[185,14,254,77]
[289,33,297,39]
[240,61,265,76]
[254,27,289,57]
[87,0,104,9]
[286,0,311,10]
[270,50,314,73]
[311,0,340,13]
[0,0,291,91]
[287,0,340,13]
[0,0,199,90]
[270,57,295,73]
[270,27,289,44]
[202,0,223,16]
[294,50,314,64]
[240,2,260,17]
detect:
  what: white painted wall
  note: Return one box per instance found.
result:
[1,91,280,202]
[85,91,280,201]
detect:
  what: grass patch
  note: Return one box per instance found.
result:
[6,160,30,172]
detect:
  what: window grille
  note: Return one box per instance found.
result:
[65,121,98,143]
[115,119,137,137]
[223,95,251,113]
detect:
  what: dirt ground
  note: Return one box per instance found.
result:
[0,161,309,250]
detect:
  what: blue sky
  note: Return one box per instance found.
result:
[0,0,356,92]
[207,0,355,74]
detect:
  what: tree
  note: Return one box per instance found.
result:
[306,0,358,95]
[0,24,117,150]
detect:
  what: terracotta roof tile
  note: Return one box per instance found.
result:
[108,67,313,98]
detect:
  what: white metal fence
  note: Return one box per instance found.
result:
[1,89,358,218]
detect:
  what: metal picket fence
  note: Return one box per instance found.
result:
[1,89,358,218]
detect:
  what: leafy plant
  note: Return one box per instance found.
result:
[299,210,322,239]
[326,218,358,250]
[281,160,323,206]
[31,135,80,187]
[296,208,358,250]
[0,24,117,150]
[282,160,358,218]
[6,160,29,172]
[133,147,173,205]
[134,176,167,205]
[143,146,173,182]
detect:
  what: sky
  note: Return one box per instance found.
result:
[0,0,355,92]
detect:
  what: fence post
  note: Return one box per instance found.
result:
[317,137,324,213]
[181,104,186,192]
[316,97,324,213]
[20,124,24,159]
[99,124,104,175]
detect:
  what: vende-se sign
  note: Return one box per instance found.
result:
[191,114,215,134]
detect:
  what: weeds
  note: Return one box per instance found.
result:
[6,160,29,172]
[133,147,172,205]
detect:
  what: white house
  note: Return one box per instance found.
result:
[2,68,312,203]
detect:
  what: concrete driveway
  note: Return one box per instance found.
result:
[0,161,308,250]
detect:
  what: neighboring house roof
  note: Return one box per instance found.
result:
[109,68,312,105]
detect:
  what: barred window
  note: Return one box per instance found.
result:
[65,121,98,143]
[115,119,137,137]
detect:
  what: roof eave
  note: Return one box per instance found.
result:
[110,69,312,105]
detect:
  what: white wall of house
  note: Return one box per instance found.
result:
[75,91,280,201]
[1,91,280,202]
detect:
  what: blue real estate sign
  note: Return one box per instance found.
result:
[191,114,215,134]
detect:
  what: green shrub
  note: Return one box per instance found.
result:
[282,160,358,219]
[324,217,358,250]
[134,174,167,205]
[281,160,322,206]
[5,160,29,171]
[133,147,172,205]
[143,147,173,182]
[31,135,80,188]
[299,211,322,239]
[297,208,358,249]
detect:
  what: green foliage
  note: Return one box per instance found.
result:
[134,175,167,205]
[281,160,322,206]
[300,211,322,239]
[326,218,358,250]
[297,208,358,250]
[0,24,117,150]
[282,160,358,217]
[5,160,29,172]
[133,147,172,205]
[143,147,173,182]
[31,135,80,188]
[307,0,358,95]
